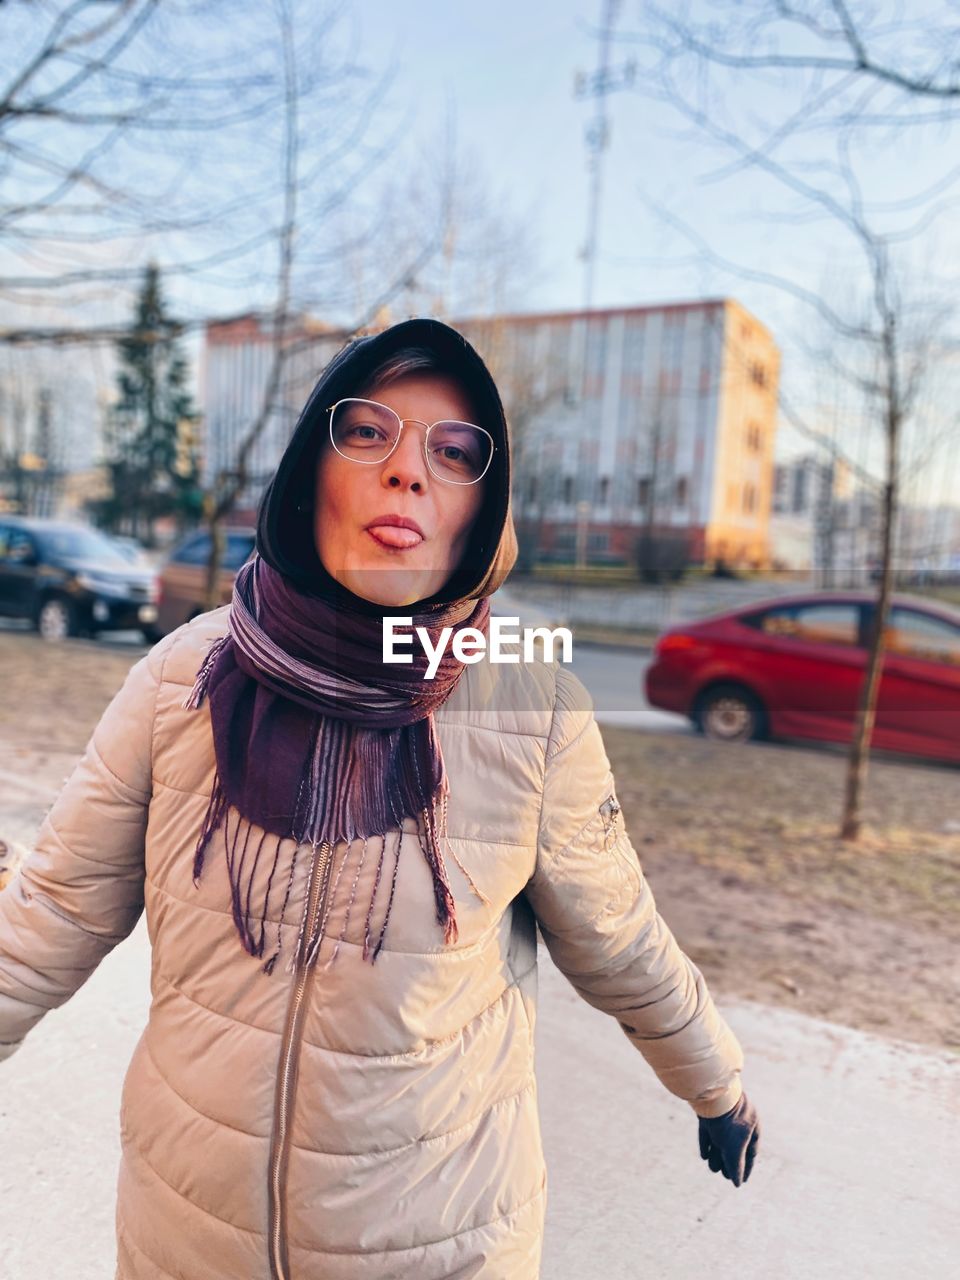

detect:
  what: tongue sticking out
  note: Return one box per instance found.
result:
[368,525,423,549]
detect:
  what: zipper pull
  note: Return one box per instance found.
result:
[599,792,622,849]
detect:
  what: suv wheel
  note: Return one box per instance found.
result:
[695,684,765,743]
[37,596,77,643]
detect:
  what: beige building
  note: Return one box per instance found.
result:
[458,298,780,568]
[202,298,780,568]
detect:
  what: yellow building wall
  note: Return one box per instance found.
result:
[705,299,781,567]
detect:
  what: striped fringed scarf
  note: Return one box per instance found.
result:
[183,554,491,974]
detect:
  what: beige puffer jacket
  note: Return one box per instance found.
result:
[0,609,744,1279]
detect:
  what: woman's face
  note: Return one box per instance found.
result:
[313,370,488,607]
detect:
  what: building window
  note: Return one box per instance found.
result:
[746,422,762,451]
[750,362,768,389]
[637,476,651,508]
[662,312,685,368]
[598,475,610,504]
[563,476,574,504]
[743,482,757,514]
[585,319,607,372]
[792,467,808,514]
[675,476,688,508]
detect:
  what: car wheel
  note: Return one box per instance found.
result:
[141,626,164,645]
[695,684,765,743]
[37,596,77,643]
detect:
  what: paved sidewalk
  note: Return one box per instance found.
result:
[0,913,956,1279]
[537,961,958,1279]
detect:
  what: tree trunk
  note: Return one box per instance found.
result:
[839,427,898,840]
[202,495,228,614]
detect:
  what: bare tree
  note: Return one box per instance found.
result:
[624,6,960,839]
[0,1,399,343]
[623,2,960,121]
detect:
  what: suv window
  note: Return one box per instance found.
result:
[884,607,960,666]
[744,602,861,647]
[171,532,255,570]
[0,528,37,564]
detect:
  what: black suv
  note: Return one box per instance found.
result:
[0,517,160,642]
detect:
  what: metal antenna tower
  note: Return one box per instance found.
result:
[574,0,635,314]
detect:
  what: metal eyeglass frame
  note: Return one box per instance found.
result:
[327,397,495,486]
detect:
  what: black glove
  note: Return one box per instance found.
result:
[697,1092,760,1187]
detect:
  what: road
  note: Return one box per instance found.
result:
[493,587,692,733]
[570,641,691,732]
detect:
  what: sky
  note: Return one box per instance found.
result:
[269,0,960,495]
[3,0,960,497]
[351,1,959,311]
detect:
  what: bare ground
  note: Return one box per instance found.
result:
[1,626,957,1051]
[603,726,960,1052]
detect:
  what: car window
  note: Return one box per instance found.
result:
[171,533,210,565]
[34,525,127,563]
[2,528,37,564]
[224,534,256,570]
[170,532,254,569]
[750,602,861,647]
[884,608,960,666]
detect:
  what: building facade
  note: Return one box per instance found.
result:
[201,298,780,567]
[459,299,780,569]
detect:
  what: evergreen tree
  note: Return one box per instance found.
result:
[100,262,201,545]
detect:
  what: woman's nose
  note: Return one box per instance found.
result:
[382,423,430,492]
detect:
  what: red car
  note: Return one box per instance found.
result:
[645,590,960,763]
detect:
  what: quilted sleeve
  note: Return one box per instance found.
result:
[523,664,744,1118]
[0,633,175,1062]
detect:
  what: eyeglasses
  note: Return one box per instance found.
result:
[327,397,494,486]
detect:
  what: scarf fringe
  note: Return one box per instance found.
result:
[182,635,230,710]
[184,593,491,971]
[190,779,487,974]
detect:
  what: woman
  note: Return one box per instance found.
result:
[0,317,759,1279]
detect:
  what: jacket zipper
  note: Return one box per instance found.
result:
[268,839,334,1280]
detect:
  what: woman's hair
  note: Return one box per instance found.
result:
[357,344,447,392]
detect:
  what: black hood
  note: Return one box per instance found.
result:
[256,316,517,616]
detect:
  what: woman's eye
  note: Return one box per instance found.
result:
[349,424,383,440]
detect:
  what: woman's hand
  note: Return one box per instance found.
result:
[697,1092,760,1187]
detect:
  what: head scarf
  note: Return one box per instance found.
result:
[185,318,517,973]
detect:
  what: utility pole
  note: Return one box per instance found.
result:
[573,0,635,570]
[574,0,635,315]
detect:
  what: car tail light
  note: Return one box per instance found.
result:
[153,576,163,606]
[656,632,698,654]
